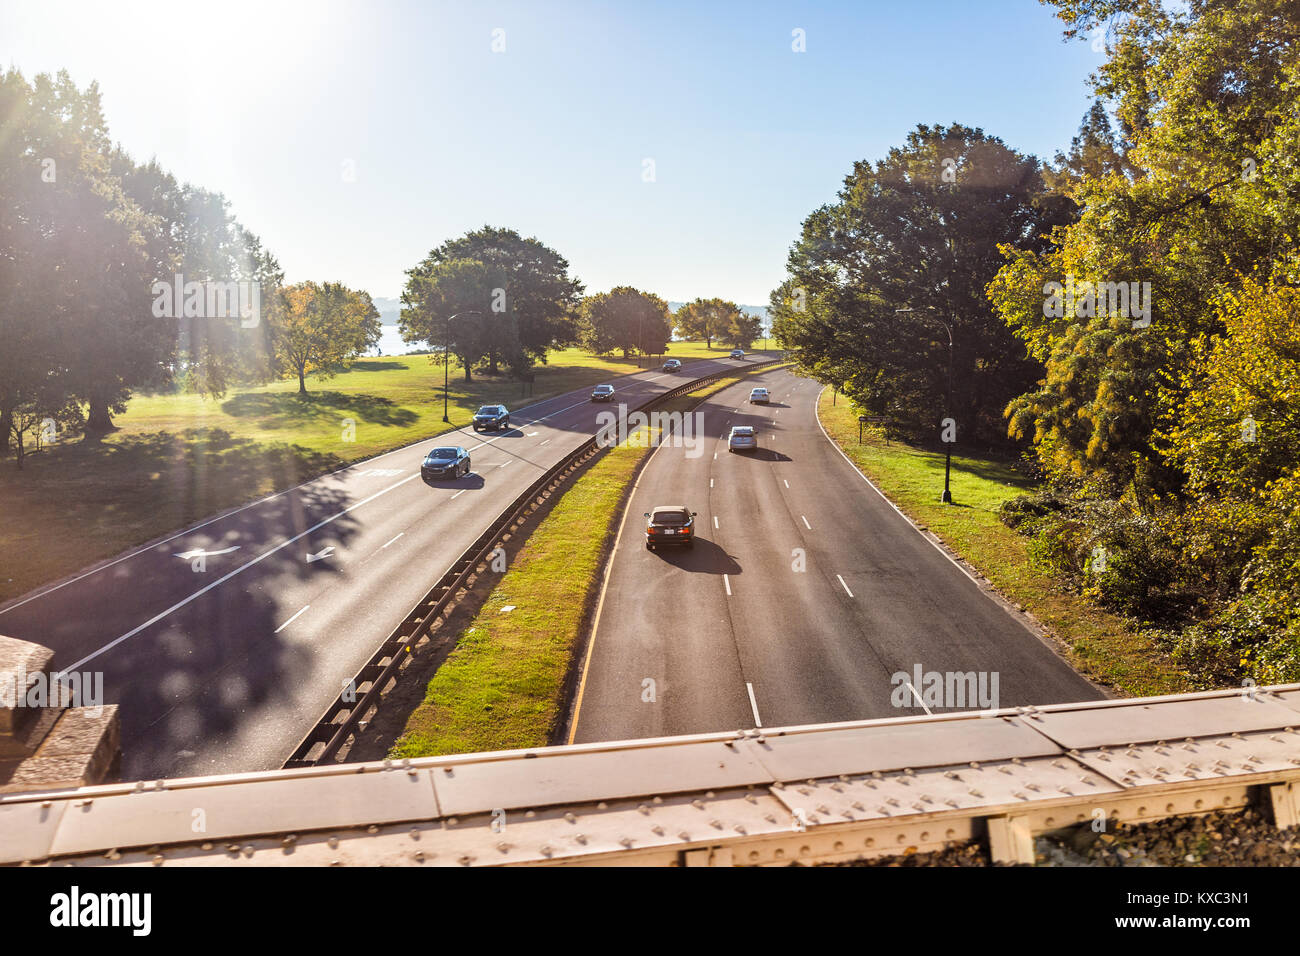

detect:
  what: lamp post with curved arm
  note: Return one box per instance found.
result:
[441,310,483,423]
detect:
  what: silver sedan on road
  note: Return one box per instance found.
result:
[727,425,757,452]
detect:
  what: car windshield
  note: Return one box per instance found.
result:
[429,448,459,460]
[476,406,500,415]
[595,385,612,392]
[652,510,688,525]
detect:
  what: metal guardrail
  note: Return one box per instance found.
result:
[4,684,1298,867]
[282,358,780,768]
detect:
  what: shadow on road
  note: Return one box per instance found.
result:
[423,472,487,490]
[731,448,790,463]
[649,537,742,575]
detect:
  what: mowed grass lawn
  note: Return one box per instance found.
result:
[817,389,1191,698]
[0,341,737,604]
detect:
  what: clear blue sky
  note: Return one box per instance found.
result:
[2,0,1099,305]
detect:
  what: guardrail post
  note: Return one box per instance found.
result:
[986,814,1035,865]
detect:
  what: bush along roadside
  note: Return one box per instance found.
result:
[816,387,1192,698]
[389,363,789,758]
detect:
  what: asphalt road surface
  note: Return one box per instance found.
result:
[0,352,771,780]
[569,367,1103,744]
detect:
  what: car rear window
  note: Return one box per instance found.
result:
[732,427,755,436]
[652,510,688,525]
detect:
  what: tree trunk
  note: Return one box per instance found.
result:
[85,399,115,434]
[0,401,11,456]
[298,367,307,395]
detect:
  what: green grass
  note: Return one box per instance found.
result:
[817,389,1192,698]
[390,364,787,757]
[0,342,748,604]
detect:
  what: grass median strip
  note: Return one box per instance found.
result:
[817,389,1190,698]
[389,363,788,757]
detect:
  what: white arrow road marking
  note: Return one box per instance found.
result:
[63,472,420,672]
[307,547,335,563]
[274,605,310,634]
[174,546,240,560]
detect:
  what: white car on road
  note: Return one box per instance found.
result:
[727,425,757,452]
[749,387,770,404]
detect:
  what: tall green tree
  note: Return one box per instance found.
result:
[994,0,1300,494]
[772,123,1070,440]
[406,226,583,377]
[399,258,502,383]
[674,298,735,348]
[274,282,381,394]
[580,287,672,358]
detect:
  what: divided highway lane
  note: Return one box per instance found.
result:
[0,352,772,779]
[569,367,1103,744]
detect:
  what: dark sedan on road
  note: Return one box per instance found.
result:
[421,446,471,481]
[729,348,745,359]
[591,384,616,402]
[661,359,681,372]
[644,505,697,550]
[472,404,510,431]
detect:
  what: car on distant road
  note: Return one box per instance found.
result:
[729,349,745,359]
[421,446,471,481]
[727,425,757,452]
[643,505,697,550]
[661,359,681,372]
[591,384,616,402]
[749,387,770,404]
[472,404,510,432]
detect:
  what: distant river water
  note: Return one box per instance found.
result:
[369,325,425,357]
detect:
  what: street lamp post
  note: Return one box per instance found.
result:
[897,307,954,504]
[442,310,483,423]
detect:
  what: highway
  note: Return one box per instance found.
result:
[569,367,1103,743]
[0,353,769,780]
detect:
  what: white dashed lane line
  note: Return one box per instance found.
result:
[381,533,404,549]
[724,574,732,596]
[801,515,812,530]
[273,604,310,634]
[747,683,762,727]
[837,574,854,598]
